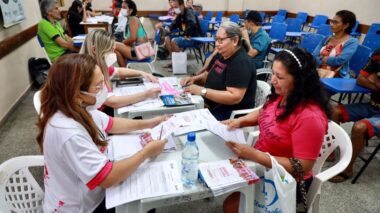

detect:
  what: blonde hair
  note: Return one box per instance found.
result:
[80,29,115,88]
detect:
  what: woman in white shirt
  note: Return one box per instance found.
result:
[36,54,166,212]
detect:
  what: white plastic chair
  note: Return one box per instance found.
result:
[229,80,271,119]
[307,121,352,213]
[0,155,45,212]
[33,91,41,115]
[256,68,273,85]
[246,121,353,213]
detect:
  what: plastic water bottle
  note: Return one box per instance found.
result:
[181,132,199,188]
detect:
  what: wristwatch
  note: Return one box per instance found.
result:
[201,88,208,97]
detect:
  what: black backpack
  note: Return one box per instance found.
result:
[28,57,50,88]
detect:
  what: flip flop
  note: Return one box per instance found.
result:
[328,172,353,183]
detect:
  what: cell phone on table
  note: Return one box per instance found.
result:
[116,78,144,87]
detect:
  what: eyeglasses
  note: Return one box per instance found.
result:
[329,20,341,25]
[215,36,234,43]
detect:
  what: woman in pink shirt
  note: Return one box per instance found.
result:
[223,47,331,212]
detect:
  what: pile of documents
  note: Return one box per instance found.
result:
[198,159,259,196]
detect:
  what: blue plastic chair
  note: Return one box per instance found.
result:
[229,14,240,24]
[269,23,287,42]
[204,11,213,21]
[298,33,326,53]
[350,21,361,38]
[36,34,52,64]
[215,11,223,23]
[362,33,380,52]
[316,24,332,36]
[349,44,372,76]
[309,15,328,31]
[367,23,380,35]
[285,18,303,32]
[278,9,287,17]
[259,12,266,22]
[296,12,308,25]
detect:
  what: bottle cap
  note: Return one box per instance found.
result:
[187,132,196,142]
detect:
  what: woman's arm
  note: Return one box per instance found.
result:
[223,107,262,128]
[104,88,161,109]
[312,38,326,67]
[123,17,139,45]
[326,38,359,67]
[99,138,166,188]
[117,67,158,82]
[108,116,165,134]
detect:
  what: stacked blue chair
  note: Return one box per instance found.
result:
[308,15,328,31]
[269,23,288,53]
[298,33,326,54]
[367,23,380,35]
[264,15,285,26]
[259,12,266,22]
[316,24,333,36]
[285,18,303,32]
[362,33,380,52]
[204,11,213,21]
[215,11,223,24]
[296,12,308,25]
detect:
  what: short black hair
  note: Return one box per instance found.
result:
[245,10,262,26]
[336,10,356,34]
[174,0,184,5]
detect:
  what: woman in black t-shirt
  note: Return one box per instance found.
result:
[182,21,257,120]
[67,0,86,37]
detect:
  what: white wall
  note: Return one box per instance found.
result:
[280,0,379,25]
[0,0,45,122]
[243,0,279,11]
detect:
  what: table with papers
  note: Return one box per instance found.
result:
[106,109,257,213]
[80,15,114,33]
[113,77,204,119]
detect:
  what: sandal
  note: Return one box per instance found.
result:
[328,172,353,183]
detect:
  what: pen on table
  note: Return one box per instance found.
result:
[159,125,163,140]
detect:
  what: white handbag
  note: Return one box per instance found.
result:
[172,52,187,74]
[254,154,297,213]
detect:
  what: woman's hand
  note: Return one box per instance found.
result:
[180,76,195,86]
[142,73,158,83]
[225,141,254,159]
[141,139,167,158]
[144,87,161,99]
[149,115,170,127]
[221,118,241,130]
[183,84,202,95]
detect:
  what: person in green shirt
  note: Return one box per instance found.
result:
[38,0,78,62]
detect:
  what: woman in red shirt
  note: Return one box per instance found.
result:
[223,47,331,212]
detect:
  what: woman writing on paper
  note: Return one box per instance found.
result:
[223,47,331,212]
[80,29,160,116]
[37,54,166,212]
[181,22,257,121]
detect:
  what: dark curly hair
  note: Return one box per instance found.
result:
[267,47,331,121]
[336,10,356,34]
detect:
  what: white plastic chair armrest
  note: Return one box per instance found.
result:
[230,108,256,119]
[246,130,260,146]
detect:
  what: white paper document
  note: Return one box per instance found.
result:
[107,134,177,161]
[203,121,247,144]
[105,161,183,209]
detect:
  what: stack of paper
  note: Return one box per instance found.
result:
[105,160,183,209]
[198,159,259,196]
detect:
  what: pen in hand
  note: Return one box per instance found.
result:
[159,125,163,140]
